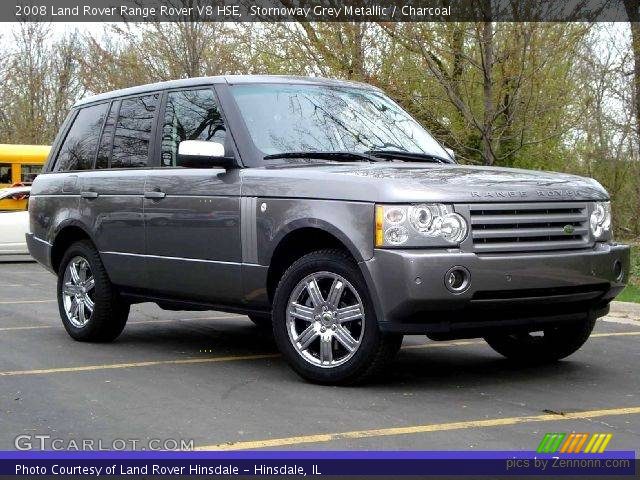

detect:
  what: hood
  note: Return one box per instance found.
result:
[241,162,609,203]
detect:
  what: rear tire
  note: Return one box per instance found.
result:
[484,318,596,363]
[57,240,129,342]
[272,249,402,385]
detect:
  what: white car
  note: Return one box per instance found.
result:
[0,186,30,256]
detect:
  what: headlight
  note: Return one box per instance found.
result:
[375,204,468,247]
[590,201,611,241]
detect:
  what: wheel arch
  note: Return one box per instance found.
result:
[265,222,365,304]
[50,221,96,274]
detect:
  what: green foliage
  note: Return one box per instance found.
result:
[0,21,637,237]
[616,244,640,303]
[618,284,640,303]
[629,244,640,288]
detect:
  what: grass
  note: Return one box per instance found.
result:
[618,243,640,303]
[618,284,640,303]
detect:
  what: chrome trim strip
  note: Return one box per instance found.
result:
[32,236,52,247]
[101,251,259,267]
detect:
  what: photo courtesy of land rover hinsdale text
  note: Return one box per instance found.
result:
[26,76,630,384]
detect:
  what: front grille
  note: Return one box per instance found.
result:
[466,202,593,253]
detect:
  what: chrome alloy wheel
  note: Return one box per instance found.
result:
[62,256,96,328]
[286,271,365,368]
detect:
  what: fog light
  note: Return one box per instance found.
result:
[445,266,470,293]
[613,260,623,282]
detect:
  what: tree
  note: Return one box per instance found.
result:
[378,22,591,167]
[572,25,638,236]
[624,0,640,146]
[0,23,84,144]
[80,21,246,93]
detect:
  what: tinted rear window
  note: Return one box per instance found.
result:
[111,94,159,168]
[55,103,109,171]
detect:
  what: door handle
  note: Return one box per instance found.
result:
[80,191,99,199]
[144,190,166,199]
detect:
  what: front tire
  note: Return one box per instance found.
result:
[484,318,596,363]
[272,249,402,385]
[57,240,129,342]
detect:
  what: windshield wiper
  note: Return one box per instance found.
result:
[263,151,380,163]
[365,150,452,164]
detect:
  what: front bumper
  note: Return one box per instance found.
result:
[361,243,630,336]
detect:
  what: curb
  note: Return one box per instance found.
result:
[610,301,640,316]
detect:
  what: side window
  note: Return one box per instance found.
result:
[161,89,226,167]
[111,94,159,168]
[0,164,11,183]
[95,100,120,169]
[55,103,109,171]
[21,164,41,183]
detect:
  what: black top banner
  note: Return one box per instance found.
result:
[8,0,635,22]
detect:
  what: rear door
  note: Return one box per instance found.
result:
[78,94,160,288]
[143,87,242,303]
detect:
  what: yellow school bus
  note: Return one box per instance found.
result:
[0,144,50,211]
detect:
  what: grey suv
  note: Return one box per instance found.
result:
[27,76,630,384]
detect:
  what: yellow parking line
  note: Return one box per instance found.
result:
[402,331,640,350]
[0,300,56,304]
[591,331,640,337]
[0,331,637,376]
[197,406,640,451]
[0,353,280,377]
[0,315,247,332]
[0,325,53,331]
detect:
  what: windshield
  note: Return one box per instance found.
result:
[231,84,449,159]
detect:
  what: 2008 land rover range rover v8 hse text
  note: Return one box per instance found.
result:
[27,76,630,384]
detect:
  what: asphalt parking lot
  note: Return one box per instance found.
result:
[1,262,639,453]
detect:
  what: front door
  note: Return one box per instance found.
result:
[143,88,242,304]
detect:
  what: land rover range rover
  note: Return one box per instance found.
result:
[27,76,630,384]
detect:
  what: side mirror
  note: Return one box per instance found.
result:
[177,140,236,169]
[444,147,455,161]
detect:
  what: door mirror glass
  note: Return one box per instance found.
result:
[177,140,235,168]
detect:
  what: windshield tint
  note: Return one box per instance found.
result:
[231,84,448,159]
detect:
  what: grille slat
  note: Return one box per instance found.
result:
[473,226,589,239]
[470,213,585,225]
[465,202,593,253]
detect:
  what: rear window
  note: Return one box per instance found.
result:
[111,94,159,168]
[55,103,109,171]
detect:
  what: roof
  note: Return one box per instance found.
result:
[75,75,380,107]
[0,144,50,164]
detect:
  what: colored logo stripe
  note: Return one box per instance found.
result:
[539,432,613,453]
[584,433,613,453]
[537,433,565,453]
[559,433,589,453]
